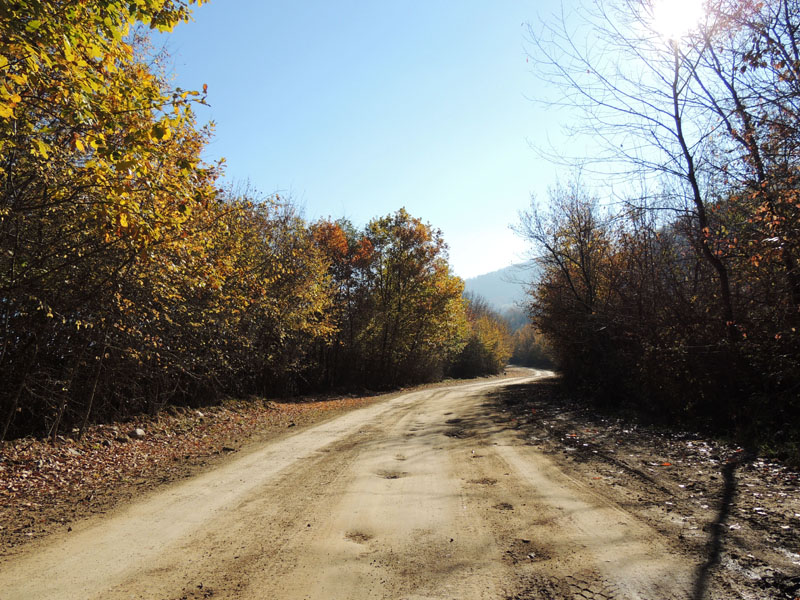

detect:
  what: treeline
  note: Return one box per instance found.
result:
[0,1,512,440]
[509,324,551,369]
[310,212,485,389]
[524,0,799,454]
[449,294,512,378]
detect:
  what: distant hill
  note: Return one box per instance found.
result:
[463,263,537,313]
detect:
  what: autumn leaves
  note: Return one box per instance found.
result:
[0,2,509,440]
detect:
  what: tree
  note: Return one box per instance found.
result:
[518,181,629,402]
[312,209,468,388]
[0,1,212,438]
[510,324,552,368]
[310,218,374,387]
[528,0,743,341]
[524,0,799,445]
[361,209,467,385]
[450,293,513,378]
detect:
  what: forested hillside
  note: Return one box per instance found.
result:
[0,1,511,440]
[522,0,800,459]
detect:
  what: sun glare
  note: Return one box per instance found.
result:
[650,0,706,41]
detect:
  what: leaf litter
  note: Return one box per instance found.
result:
[0,393,384,553]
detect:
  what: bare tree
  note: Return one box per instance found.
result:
[526,0,743,340]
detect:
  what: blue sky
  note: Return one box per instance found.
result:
[159,1,568,278]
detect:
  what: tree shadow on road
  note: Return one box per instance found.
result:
[484,380,763,600]
[692,452,751,600]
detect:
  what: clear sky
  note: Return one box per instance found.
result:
[158,1,568,279]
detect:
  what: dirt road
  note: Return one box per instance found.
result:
[0,372,704,599]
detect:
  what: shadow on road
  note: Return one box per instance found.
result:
[482,380,764,600]
[691,452,750,600]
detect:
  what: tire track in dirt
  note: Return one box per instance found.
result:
[446,389,694,600]
[0,389,439,600]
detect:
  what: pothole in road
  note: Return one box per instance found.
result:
[445,418,463,424]
[345,531,373,544]
[377,470,407,480]
[467,477,497,485]
[445,428,473,439]
[503,538,550,565]
[494,502,514,511]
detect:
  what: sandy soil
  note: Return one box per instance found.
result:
[0,370,795,599]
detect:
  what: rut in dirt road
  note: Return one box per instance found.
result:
[0,371,697,600]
